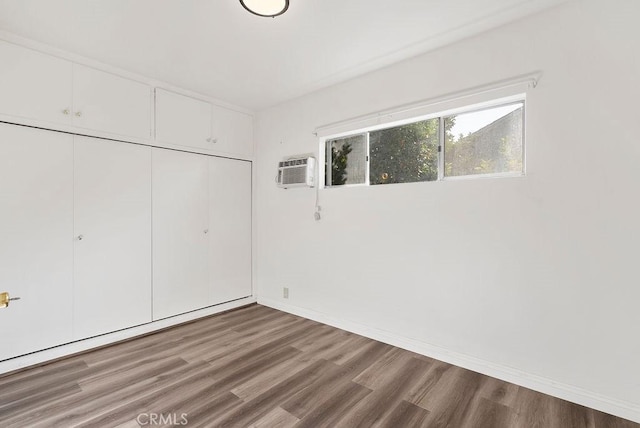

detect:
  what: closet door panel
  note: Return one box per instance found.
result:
[73,137,152,339]
[211,105,253,157]
[73,64,152,139]
[209,158,252,304]
[0,40,73,126]
[155,89,212,150]
[0,123,74,361]
[152,149,209,319]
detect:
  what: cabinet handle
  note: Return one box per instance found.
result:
[62,109,70,115]
[206,138,212,143]
[204,229,209,234]
[211,138,218,144]
[75,111,82,117]
[0,292,21,309]
[77,234,84,241]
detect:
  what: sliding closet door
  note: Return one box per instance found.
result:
[73,137,152,339]
[0,123,74,361]
[209,157,252,305]
[152,148,209,320]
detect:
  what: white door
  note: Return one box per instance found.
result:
[0,40,73,126]
[0,123,74,361]
[155,89,212,150]
[73,64,152,140]
[73,137,152,339]
[211,105,254,157]
[152,149,209,319]
[209,158,252,305]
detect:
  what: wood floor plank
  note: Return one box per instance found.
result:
[0,359,87,402]
[211,359,336,427]
[378,399,431,428]
[461,397,518,428]
[282,340,391,419]
[404,359,456,407]
[76,361,235,428]
[231,354,312,401]
[560,401,596,428]
[155,391,244,428]
[352,347,429,390]
[0,303,637,428]
[594,411,640,428]
[201,317,312,369]
[248,406,300,428]
[336,356,433,427]
[227,307,299,334]
[163,328,245,364]
[22,358,203,428]
[416,366,485,427]
[289,324,335,351]
[0,381,82,420]
[287,327,355,359]
[111,420,140,428]
[294,381,372,428]
[512,386,582,428]
[477,375,520,407]
[311,333,372,365]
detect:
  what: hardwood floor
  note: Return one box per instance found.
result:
[0,304,637,428]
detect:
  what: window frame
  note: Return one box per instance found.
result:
[325,132,369,188]
[441,100,526,181]
[320,95,526,189]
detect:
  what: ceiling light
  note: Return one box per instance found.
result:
[239,0,289,18]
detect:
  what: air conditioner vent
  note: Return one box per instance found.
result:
[277,156,315,188]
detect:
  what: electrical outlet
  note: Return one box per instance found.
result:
[283,287,289,299]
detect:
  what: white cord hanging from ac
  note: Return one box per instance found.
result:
[314,175,321,221]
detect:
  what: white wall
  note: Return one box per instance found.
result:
[254,0,640,420]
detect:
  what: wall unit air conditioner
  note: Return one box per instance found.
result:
[277,156,316,188]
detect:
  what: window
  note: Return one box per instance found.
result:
[444,103,523,177]
[325,134,367,186]
[324,100,524,187]
[370,118,439,185]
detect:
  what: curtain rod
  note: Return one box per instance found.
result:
[313,71,542,137]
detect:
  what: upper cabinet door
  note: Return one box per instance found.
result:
[0,40,72,125]
[209,158,252,305]
[73,137,152,340]
[0,123,74,362]
[152,149,210,320]
[211,105,253,158]
[73,64,152,140]
[155,89,212,150]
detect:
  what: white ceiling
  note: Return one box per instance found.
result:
[0,0,568,111]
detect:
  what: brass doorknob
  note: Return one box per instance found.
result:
[0,292,21,309]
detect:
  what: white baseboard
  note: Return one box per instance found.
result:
[258,297,640,424]
[0,297,256,376]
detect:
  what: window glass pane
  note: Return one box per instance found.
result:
[325,134,366,186]
[444,103,524,177]
[369,118,439,185]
